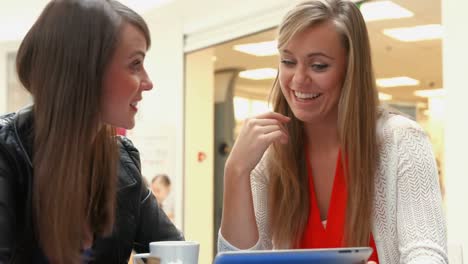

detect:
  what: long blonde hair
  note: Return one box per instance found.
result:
[16,0,151,262]
[268,0,379,247]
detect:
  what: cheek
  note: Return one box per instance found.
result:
[278,71,289,91]
[106,84,137,112]
[319,71,343,92]
[103,86,123,109]
[101,87,115,112]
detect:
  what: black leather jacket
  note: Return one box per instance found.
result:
[0,107,184,263]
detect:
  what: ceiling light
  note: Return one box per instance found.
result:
[233,40,278,56]
[360,1,413,22]
[414,89,445,98]
[378,92,393,101]
[383,24,443,42]
[376,76,420,87]
[239,68,278,80]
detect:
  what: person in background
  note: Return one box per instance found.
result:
[218,0,448,263]
[151,174,172,206]
[151,174,174,221]
[0,0,183,263]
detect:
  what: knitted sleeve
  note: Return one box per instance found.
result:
[391,116,448,264]
[217,154,273,251]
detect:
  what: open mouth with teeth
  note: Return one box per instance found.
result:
[130,102,138,111]
[294,91,322,100]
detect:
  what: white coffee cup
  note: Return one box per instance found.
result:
[133,241,199,264]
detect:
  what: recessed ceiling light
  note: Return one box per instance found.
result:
[383,24,443,42]
[233,40,278,57]
[378,92,393,101]
[360,1,413,22]
[239,68,278,80]
[376,76,420,87]
[414,89,445,98]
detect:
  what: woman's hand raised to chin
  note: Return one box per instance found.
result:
[225,112,290,177]
[221,112,290,249]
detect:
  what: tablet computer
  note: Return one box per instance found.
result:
[214,247,373,264]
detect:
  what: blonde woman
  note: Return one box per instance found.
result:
[218,0,447,263]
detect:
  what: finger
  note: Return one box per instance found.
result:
[255,112,290,123]
[243,118,290,138]
[260,130,288,145]
[260,125,283,135]
[246,118,284,127]
[277,121,289,138]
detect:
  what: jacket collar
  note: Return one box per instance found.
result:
[13,105,34,167]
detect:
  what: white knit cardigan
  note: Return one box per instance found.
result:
[218,113,448,264]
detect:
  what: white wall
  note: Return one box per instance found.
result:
[181,0,294,52]
[443,0,468,260]
[0,41,20,114]
[184,47,215,264]
[180,0,293,32]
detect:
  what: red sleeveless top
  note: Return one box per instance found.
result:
[298,150,379,263]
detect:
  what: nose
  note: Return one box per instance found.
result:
[292,65,309,87]
[142,73,153,91]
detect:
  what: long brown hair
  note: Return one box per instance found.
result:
[268,0,378,248]
[16,0,151,262]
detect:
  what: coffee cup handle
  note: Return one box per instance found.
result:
[133,253,150,264]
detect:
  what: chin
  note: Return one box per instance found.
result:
[122,122,135,130]
[292,111,320,124]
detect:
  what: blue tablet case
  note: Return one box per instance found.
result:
[214,247,373,264]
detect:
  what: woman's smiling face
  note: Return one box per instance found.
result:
[101,23,153,129]
[278,21,347,125]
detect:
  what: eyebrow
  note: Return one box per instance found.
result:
[282,49,335,60]
[128,50,146,59]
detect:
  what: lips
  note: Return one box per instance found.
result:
[130,101,139,111]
